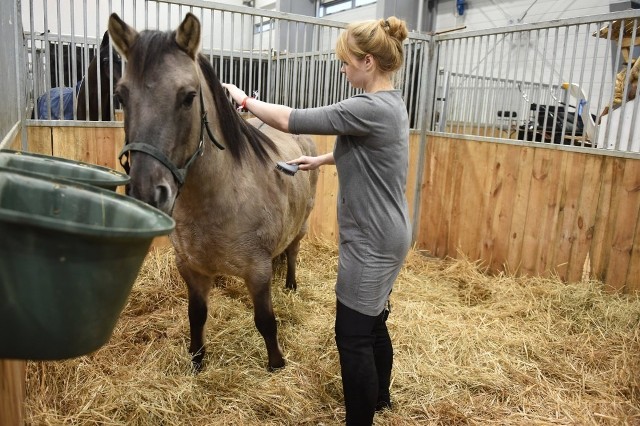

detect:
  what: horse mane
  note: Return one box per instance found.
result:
[124,29,277,165]
[197,54,278,165]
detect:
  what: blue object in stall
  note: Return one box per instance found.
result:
[36,86,75,120]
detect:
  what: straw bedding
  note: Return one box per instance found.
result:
[25,238,640,425]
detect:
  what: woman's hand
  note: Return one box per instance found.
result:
[287,153,334,171]
[221,83,248,106]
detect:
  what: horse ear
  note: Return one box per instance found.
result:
[100,30,109,48]
[175,13,200,59]
[108,13,137,60]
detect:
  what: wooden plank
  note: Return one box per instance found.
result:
[566,154,603,282]
[405,133,421,226]
[626,202,640,294]
[445,140,465,259]
[433,137,458,258]
[418,136,447,257]
[590,158,625,283]
[486,144,521,273]
[454,140,480,260]
[534,149,565,276]
[505,146,534,275]
[25,127,52,155]
[307,135,338,241]
[0,359,25,426]
[552,152,587,281]
[519,148,554,276]
[604,160,640,292]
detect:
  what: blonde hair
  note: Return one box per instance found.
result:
[335,16,408,73]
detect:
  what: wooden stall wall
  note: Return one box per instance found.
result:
[22,126,638,293]
[416,135,640,294]
[24,125,125,172]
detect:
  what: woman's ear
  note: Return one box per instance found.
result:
[364,54,375,70]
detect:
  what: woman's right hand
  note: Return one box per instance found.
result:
[288,152,334,171]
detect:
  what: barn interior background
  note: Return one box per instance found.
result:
[1,0,640,422]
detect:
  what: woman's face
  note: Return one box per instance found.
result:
[340,54,370,90]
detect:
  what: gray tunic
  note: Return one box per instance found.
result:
[289,90,412,316]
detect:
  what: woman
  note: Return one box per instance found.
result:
[223,16,411,425]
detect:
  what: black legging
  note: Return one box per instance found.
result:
[335,300,393,426]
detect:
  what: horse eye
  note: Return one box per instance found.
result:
[183,92,196,108]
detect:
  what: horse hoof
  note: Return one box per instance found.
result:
[267,362,286,372]
[191,350,205,373]
[191,359,204,374]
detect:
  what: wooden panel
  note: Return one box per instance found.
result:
[604,161,640,292]
[552,152,588,281]
[590,158,625,283]
[457,140,496,261]
[25,127,52,155]
[22,125,640,293]
[0,360,25,426]
[565,155,602,282]
[405,133,421,226]
[307,135,338,241]
[51,126,125,173]
[486,144,521,272]
[418,137,455,257]
[505,146,534,274]
[445,141,465,258]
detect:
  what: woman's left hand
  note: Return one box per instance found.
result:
[221,83,248,106]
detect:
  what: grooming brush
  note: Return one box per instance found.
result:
[275,161,299,176]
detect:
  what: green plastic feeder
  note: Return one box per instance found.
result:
[0,168,175,360]
[0,149,129,190]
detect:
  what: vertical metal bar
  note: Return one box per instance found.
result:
[587,22,602,148]
[548,26,569,144]
[540,27,559,144]
[266,18,273,103]
[615,19,636,151]
[492,34,506,138]
[96,0,102,121]
[595,21,613,148]
[55,0,65,119]
[477,35,490,136]
[29,0,38,119]
[461,35,475,134]
[43,0,52,120]
[574,24,590,146]
[522,29,540,142]
[257,14,263,102]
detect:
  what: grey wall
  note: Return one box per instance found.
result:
[0,0,24,147]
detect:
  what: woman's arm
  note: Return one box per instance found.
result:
[288,152,335,171]
[222,83,292,133]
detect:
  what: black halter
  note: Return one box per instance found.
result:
[118,88,225,186]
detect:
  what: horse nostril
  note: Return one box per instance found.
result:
[154,184,171,209]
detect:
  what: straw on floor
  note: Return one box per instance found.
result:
[25,238,640,425]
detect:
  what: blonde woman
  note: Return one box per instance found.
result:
[223,16,411,425]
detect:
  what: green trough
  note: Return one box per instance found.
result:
[0,149,130,190]
[0,167,174,360]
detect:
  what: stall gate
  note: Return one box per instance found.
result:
[5,1,640,293]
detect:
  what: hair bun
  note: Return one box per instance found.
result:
[383,16,408,43]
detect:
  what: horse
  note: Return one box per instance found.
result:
[108,12,318,371]
[76,30,122,121]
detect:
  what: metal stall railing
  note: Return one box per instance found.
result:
[22,0,430,132]
[429,9,640,155]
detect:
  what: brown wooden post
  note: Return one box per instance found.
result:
[0,359,25,425]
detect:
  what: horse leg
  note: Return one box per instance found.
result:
[246,263,285,370]
[177,260,212,372]
[284,234,304,291]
